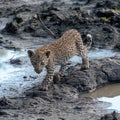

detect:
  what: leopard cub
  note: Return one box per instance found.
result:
[28,29,92,90]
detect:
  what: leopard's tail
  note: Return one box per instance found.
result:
[85,34,92,50]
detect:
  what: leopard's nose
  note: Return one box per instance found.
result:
[34,69,41,74]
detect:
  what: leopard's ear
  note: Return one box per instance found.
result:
[45,51,50,58]
[28,50,34,57]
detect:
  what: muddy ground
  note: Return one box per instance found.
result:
[0,0,120,120]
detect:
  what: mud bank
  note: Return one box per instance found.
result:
[0,83,119,120]
[59,57,120,92]
[0,49,120,120]
[0,0,120,120]
[1,0,120,50]
[0,49,119,98]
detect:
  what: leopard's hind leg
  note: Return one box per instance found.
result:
[76,38,89,70]
[80,47,89,69]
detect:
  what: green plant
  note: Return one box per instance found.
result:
[102,17,111,22]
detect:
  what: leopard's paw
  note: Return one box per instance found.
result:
[53,73,61,84]
[39,82,49,91]
[81,64,89,70]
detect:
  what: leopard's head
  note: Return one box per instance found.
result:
[28,50,50,74]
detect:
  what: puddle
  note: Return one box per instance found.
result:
[0,49,46,97]
[22,0,52,4]
[0,16,14,30]
[69,49,120,64]
[82,83,120,113]
[22,0,74,5]
[0,48,120,98]
[0,0,52,8]
[98,96,120,113]
[70,49,120,113]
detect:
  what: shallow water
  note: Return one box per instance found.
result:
[0,48,120,99]
[83,83,120,113]
[98,96,120,113]
[22,0,52,5]
[0,49,46,97]
[69,48,120,63]
[0,17,14,30]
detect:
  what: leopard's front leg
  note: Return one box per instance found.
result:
[41,60,55,91]
[53,63,66,84]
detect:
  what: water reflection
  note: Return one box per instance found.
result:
[82,84,120,113]
[69,49,120,63]
[98,96,120,113]
[82,83,120,98]
[0,49,26,80]
[0,17,14,30]
[0,49,46,97]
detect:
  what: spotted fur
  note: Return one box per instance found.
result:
[28,29,92,90]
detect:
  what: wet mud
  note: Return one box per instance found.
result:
[0,0,120,120]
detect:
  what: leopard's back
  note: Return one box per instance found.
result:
[48,29,84,63]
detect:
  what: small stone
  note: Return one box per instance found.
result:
[59,117,66,120]
[0,110,8,116]
[37,118,45,120]
[53,73,61,84]
[23,76,27,79]
[114,44,120,51]
[13,114,19,117]
[10,59,24,65]
[0,39,3,44]
[30,75,37,79]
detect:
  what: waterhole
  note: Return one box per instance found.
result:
[82,83,120,113]
[0,49,46,97]
[0,48,120,100]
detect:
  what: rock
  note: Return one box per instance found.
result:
[0,39,4,44]
[25,82,80,103]
[51,9,81,22]
[24,26,35,33]
[85,0,93,5]
[14,16,23,24]
[4,20,19,34]
[0,34,3,39]
[82,25,119,49]
[10,58,24,65]
[0,110,8,116]
[31,29,48,37]
[0,37,20,50]
[100,111,118,120]
[37,119,45,120]
[95,0,119,9]
[102,27,113,33]
[3,11,35,34]
[59,117,65,120]
[23,76,27,79]
[16,12,34,23]
[58,58,120,92]
[1,1,120,50]
[96,9,115,18]
[102,59,120,82]
[110,15,120,27]
[114,44,120,51]
[0,97,11,108]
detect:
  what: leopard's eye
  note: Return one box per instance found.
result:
[41,62,44,65]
